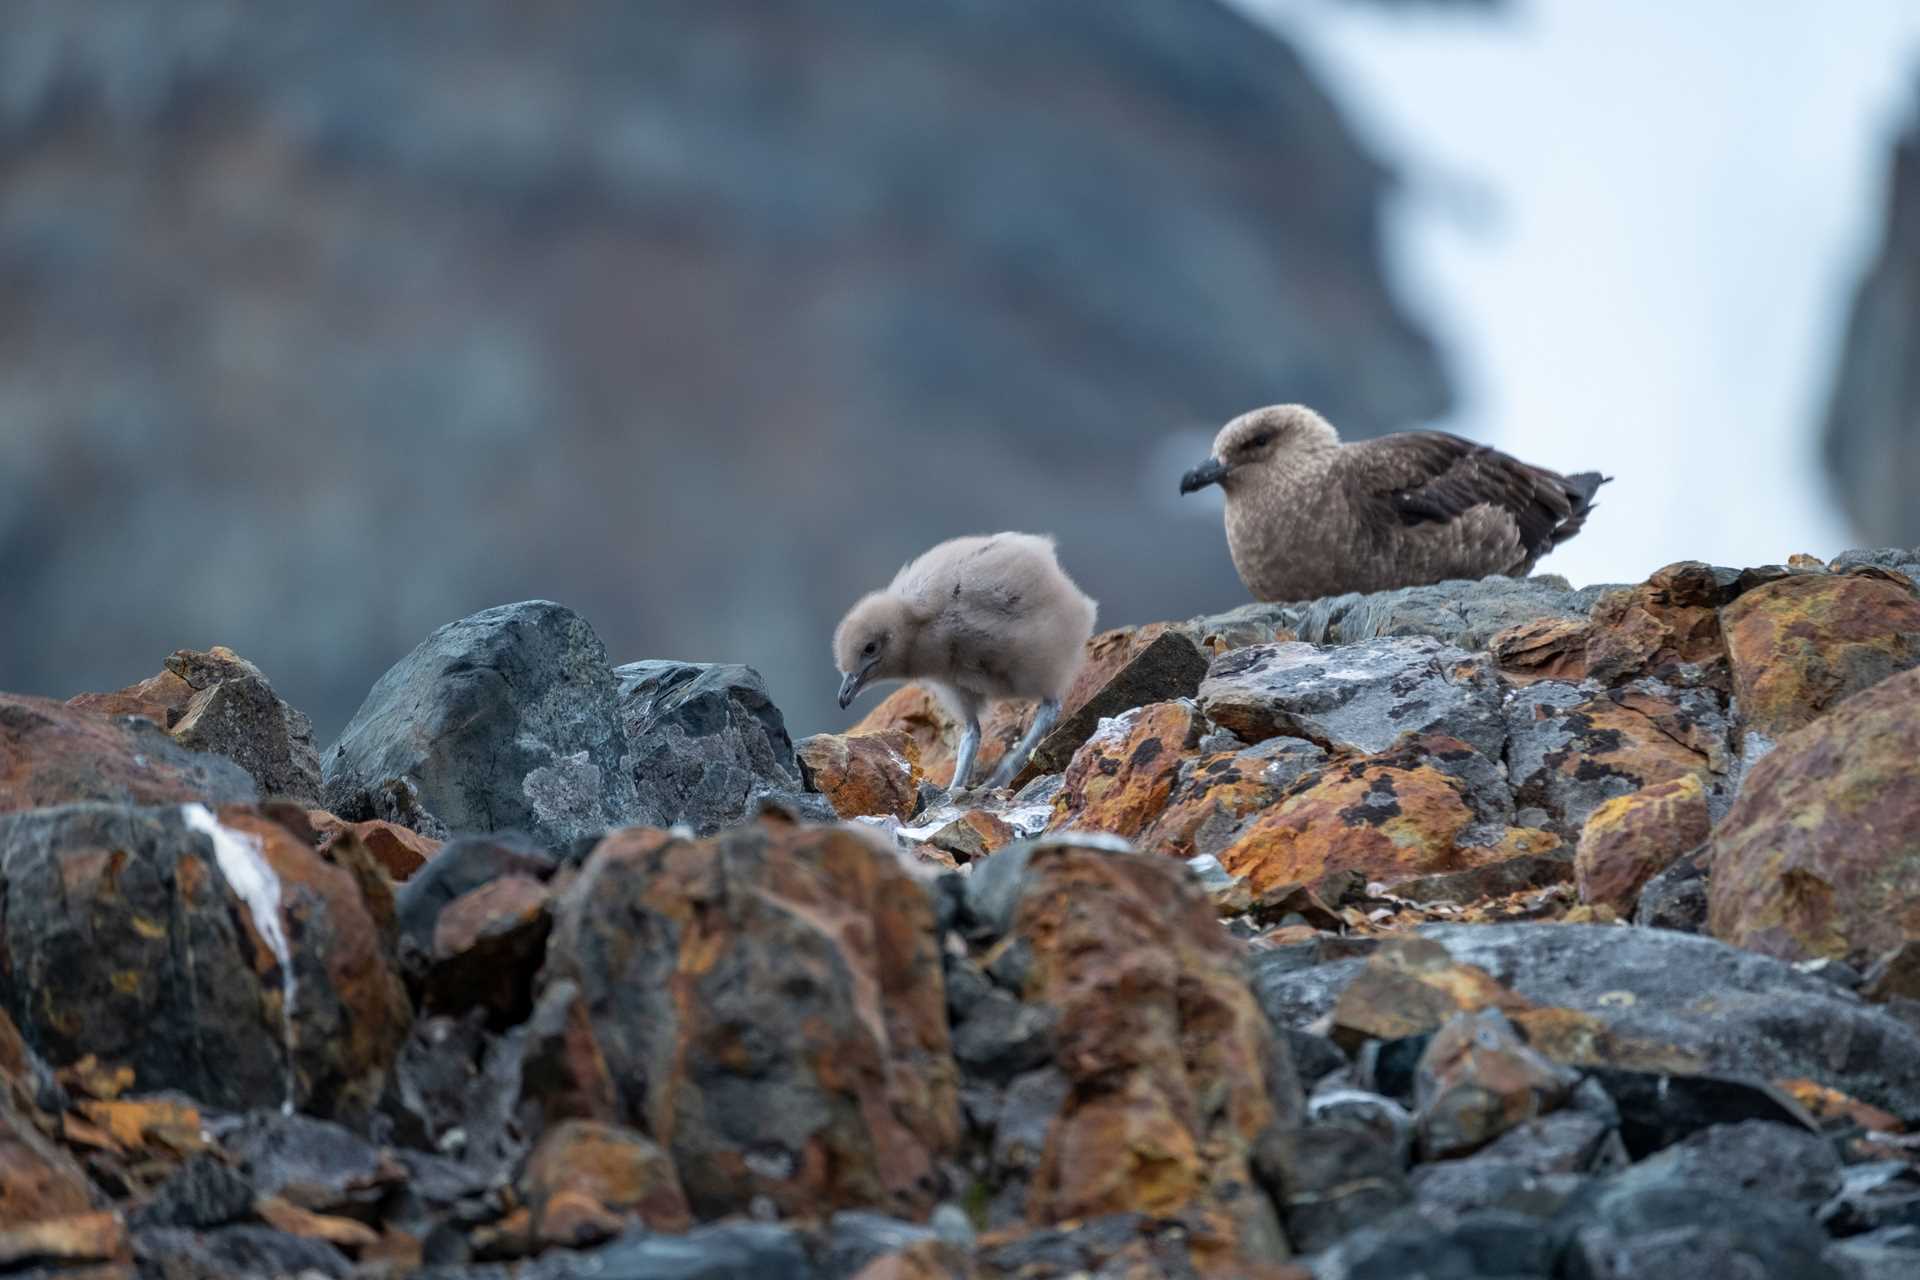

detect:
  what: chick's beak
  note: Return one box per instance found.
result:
[1180,456,1230,495]
[837,669,864,710]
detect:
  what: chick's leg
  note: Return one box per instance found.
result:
[950,716,981,792]
[985,697,1059,790]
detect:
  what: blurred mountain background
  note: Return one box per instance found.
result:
[1,0,1916,742]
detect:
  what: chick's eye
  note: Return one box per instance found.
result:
[862,641,877,655]
[1247,430,1277,449]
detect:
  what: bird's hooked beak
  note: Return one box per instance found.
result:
[1180,455,1231,495]
[837,667,868,710]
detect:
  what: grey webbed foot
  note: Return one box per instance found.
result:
[984,697,1060,790]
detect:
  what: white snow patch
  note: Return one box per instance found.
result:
[1185,853,1241,894]
[999,804,1056,840]
[182,802,298,1114]
[1082,708,1143,755]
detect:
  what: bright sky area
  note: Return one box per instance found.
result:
[1227,0,1920,586]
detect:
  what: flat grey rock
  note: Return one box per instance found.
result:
[1198,635,1507,760]
[1186,574,1621,657]
[1252,922,1920,1116]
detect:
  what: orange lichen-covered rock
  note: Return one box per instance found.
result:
[0,1096,95,1229]
[921,810,1016,863]
[1007,843,1292,1269]
[1213,746,1509,895]
[1583,560,1734,687]
[1505,681,1727,837]
[1049,702,1200,839]
[1574,773,1710,915]
[847,624,1208,789]
[1329,936,1535,1051]
[541,822,960,1219]
[1488,616,1592,685]
[0,803,409,1120]
[309,813,440,881]
[1709,665,1920,963]
[1414,1010,1577,1159]
[520,1120,693,1238]
[1138,750,1283,860]
[850,685,1024,790]
[796,730,925,820]
[1720,568,1920,741]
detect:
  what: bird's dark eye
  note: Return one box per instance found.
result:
[1247,430,1277,449]
[862,641,877,655]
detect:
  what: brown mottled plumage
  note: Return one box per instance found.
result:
[1180,404,1608,602]
[833,532,1097,790]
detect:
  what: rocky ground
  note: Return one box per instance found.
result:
[3,550,1920,1278]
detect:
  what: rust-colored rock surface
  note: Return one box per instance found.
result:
[1584,561,1734,687]
[0,1211,126,1269]
[1487,616,1592,685]
[1138,751,1281,860]
[0,803,408,1118]
[1575,773,1710,916]
[1709,665,1920,962]
[69,647,325,805]
[1413,1009,1576,1159]
[1007,844,1290,1268]
[65,668,194,727]
[850,685,1024,790]
[1505,681,1727,837]
[1015,627,1211,786]
[542,823,960,1218]
[0,1095,95,1229]
[922,810,1016,863]
[1212,739,1520,895]
[422,874,552,1023]
[521,1120,693,1239]
[310,813,440,881]
[212,809,414,1118]
[796,731,925,820]
[0,694,255,814]
[1049,702,1200,839]
[1329,936,1534,1051]
[1721,569,1920,741]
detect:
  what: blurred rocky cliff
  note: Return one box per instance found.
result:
[0,0,1448,740]
[1824,86,1920,548]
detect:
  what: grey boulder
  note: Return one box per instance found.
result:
[323,601,650,846]
[614,660,828,835]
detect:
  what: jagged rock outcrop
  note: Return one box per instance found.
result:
[69,647,324,805]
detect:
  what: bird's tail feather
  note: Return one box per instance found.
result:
[1550,472,1611,545]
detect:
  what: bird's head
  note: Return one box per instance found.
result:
[1179,404,1339,495]
[833,592,912,709]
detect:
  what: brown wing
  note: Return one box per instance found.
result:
[1347,432,1608,558]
